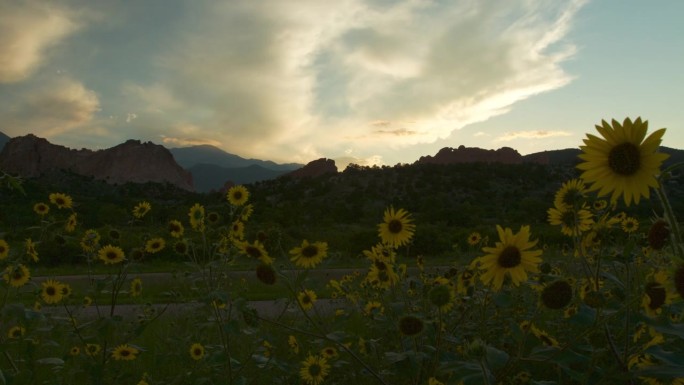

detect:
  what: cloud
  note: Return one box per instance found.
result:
[0,77,100,138]
[496,130,573,142]
[0,1,81,83]
[160,135,224,148]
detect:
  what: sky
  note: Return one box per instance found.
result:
[1,0,683,170]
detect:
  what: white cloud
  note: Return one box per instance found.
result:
[496,130,573,142]
[0,1,81,83]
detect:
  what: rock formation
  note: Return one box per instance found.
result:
[284,158,337,179]
[0,134,194,191]
[416,145,524,165]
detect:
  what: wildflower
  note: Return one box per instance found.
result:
[130,278,143,297]
[290,240,328,269]
[592,200,608,211]
[547,203,593,237]
[40,279,65,303]
[255,263,277,285]
[168,220,184,238]
[398,315,424,336]
[98,245,125,264]
[189,343,205,360]
[4,264,30,288]
[478,225,543,291]
[363,301,384,316]
[229,220,245,240]
[366,262,400,290]
[65,213,77,233]
[33,202,49,216]
[642,270,673,317]
[80,229,101,252]
[49,192,73,209]
[467,232,482,246]
[111,344,139,361]
[0,239,8,259]
[621,217,639,233]
[85,343,102,356]
[577,117,668,206]
[288,335,299,354]
[188,203,205,231]
[132,201,151,218]
[145,238,165,254]
[363,243,396,264]
[25,238,38,262]
[8,326,25,339]
[61,283,72,298]
[540,279,573,310]
[240,204,254,221]
[553,179,587,209]
[299,355,330,385]
[238,240,272,265]
[298,289,317,311]
[227,185,249,206]
[70,346,80,356]
[647,219,670,250]
[378,207,415,248]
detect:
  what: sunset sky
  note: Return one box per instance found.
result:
[1,0,682,169]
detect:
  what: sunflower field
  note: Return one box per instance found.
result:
[1,117,684,384]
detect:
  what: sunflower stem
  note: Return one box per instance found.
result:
[654,182,684,261]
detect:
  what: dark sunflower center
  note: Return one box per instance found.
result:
[374,260,387,270]
[498,246,521,268]
[46,287,56,295]
[301,245,318,258]
[309,363,322,376]
[245,246,262,258]
[645,282,666,310]
[107,252,117,260]
[233,192,243,200]
[12,270,23,280]
[608,142,641,176]
[194,348,202,356]
[388,219,403,234]
[561,211,576,227]
[562,188,581,206]
[120,350,130,357]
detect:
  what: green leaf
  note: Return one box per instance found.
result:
[384,352,407,363]
[485,346,509,370]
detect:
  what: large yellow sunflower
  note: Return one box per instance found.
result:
[49,192,73,209]
[132,201,151,218]
[41,279,65,304]
[290,240,328,268]
[478,225,543,291]
[378,207,415,248]
[227,185,249,206]
[98,245,126,265]
[111,344,139,361]
[238,240,273,265]
[577,117,668,206]
[299,354,330,385]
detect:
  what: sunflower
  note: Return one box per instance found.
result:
[299,355,330,385]
[33,202,49,216]
[553,179,587,209]
[206,211,220,225]
[621,217,639,233]
[49,192,73,209]
[41,279,65,304]
[642,270,675,317]
[290,240,328,268]
[240,204,254,221]
[65,213,77,233]
[132,201,151,218]
[592,200,608,211]
[7,326,25,339]
[167,220,184,238]
[98,245,125,264]
[365,263,400,290]
[111,344,139,361]
[547,203,593,237]
[0,239,8,259]
[477,225,543,291]
[297,289,317,311]
[69,346,80,356]
[130,278,143,297]
[227,185,249,206]
[467,232,482,246]
[320,346,338,359]
[363,301,384,316]
[238,240,272,265]
[80,229,101,252]
[85,343,102,356]
[229,220,245,240]
[647,219,670,250]
[429,277,455,312]
[577,117,669,206]
[189,343,205,360]
[378,207,415,248]
[25,238,38,262]
[188,203,205,231]
[60,283,72,298]
[145,238,166,254]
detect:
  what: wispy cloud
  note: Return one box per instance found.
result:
[496,130,573,142]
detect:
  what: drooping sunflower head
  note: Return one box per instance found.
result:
[478,225,543,291]
[378,207,416,248]
[7,326,25,339]
[398,315,425,336]
[168,220,184,238]
[227,185,249,206]
[80,230,101,253]
[540,279,573,310]
[577,117,669,206]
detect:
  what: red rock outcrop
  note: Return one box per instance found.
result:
[416,145,524,165]
[0,134,194,191]
[284,158,337,179]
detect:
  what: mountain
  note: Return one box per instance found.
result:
[169,144,302,171]
[0,134,194,191]
[283,158,338,179]
[188,163,290,193]
[0,131,9,152]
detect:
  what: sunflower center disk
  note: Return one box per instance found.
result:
[302,246,318,258]
[388,219,403,233]
[608,142,641,176]
[645,283,666,309]
[498,246,522,268]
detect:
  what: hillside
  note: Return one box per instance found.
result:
[169,145,302,171]
[188,163,290,192]
[0,131,9,151]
